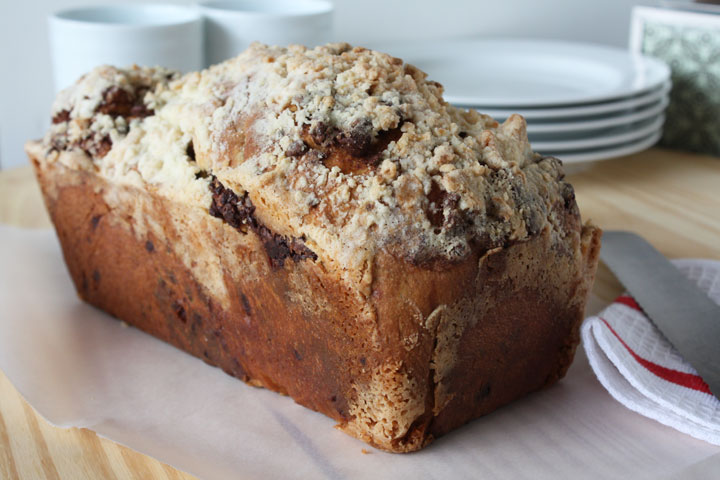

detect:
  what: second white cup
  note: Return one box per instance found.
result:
[199,0,334,67]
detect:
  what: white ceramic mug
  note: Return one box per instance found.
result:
[198,0,334,67]
[48,5,203,93]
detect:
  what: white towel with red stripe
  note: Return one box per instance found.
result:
[581,258,720,446]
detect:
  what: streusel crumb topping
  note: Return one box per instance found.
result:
[44,43,575,293]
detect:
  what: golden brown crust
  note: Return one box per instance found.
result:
[28,147,599,452]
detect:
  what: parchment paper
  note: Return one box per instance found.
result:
[1,225,718,479]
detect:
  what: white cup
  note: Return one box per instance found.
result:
[198,0,334,67]
[49,5,203,93]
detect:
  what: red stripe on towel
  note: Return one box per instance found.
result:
[615,295,642,311]
[600,317,712,395]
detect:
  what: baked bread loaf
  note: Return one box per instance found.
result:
[27,43,600,453]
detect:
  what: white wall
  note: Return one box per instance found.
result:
[0,0,676,169]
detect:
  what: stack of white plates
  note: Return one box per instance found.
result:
[372,39,671,164]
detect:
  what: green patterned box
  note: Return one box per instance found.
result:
[631,5,720,156]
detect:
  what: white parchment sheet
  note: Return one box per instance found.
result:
[1,225,718,479]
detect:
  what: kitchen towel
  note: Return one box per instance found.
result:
[582,258,720,446]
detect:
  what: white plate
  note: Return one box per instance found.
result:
[473,81,671,120]
[371,38,670,107]
[524,96,669,134]
[531,115,664,151]
[546,130,662,164]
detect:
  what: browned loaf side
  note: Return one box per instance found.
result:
[27,43,601,453]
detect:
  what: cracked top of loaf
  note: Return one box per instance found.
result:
[40,42,576,293]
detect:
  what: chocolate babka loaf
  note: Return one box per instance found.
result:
[26,43,600,452]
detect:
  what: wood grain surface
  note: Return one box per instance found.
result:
[1,147,719,479]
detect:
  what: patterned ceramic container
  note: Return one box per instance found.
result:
[631,5,720,156]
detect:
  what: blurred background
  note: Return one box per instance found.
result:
[0,0,699,169]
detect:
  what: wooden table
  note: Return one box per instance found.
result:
[1,148,719,479]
